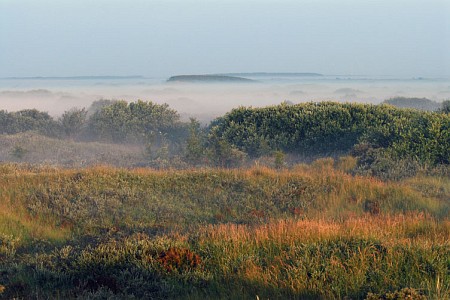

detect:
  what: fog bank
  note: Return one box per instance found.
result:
[1,76,449,123]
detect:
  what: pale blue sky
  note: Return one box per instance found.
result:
[1,0,449,78]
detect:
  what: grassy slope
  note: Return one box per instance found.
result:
[0,132,145,167]
[0,163,449,299]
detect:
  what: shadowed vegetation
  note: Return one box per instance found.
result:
[0,163,448,299]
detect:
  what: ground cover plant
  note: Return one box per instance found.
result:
[0,162,448,299]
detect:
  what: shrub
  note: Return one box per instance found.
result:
[0,109,59,136]
[87,100,184,144]
[59,108,87,139]
[363,199,381,215]
[273,150,285,169]
[365,287,427,300]
[208,102,450,167]
[158,247,202,273]
[353,145,422,181]
[184,118,206,165]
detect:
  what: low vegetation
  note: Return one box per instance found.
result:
[0,132,145,167]
[0,163,448,299]
[1,100,449,298]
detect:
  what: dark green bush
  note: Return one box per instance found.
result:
[208,102,450,167]
[0,109,59,136]
[87,100,184,144]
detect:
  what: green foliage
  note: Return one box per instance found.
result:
[1,101,448,173]
[336,155,358,172]
[88,100,131,142]
[88,100,185,144]
[0,109,59,136]
[207,130,247,167]
[184,118,205,165]
[59,107,87,139]
[273,150,285,169]
[352,144,422,181]
[208,102,450,167]
[362,109,449,167]
[0,233,20,257]
[86,99,118,116]
[209,102,366,156]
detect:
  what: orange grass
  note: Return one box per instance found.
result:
[198,213,449,247]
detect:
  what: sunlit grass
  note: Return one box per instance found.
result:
[0,162,448,298]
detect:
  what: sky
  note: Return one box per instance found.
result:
[1,0,449,78]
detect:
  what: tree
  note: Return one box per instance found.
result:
[86,99,118,116]
[88,100,131,142]
[185,118,205,165]
[87,100,183,144]
[5,109,59,136]
[59,108,87,139]
[207,129,247,167]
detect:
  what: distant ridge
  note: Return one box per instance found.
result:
[1,76,144,80]
[217,72,323,77]
[167,75,255,83]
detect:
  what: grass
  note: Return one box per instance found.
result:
[0,132,145,167]
[0,162,448,299]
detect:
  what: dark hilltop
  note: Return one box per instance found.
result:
[167,74,255,83]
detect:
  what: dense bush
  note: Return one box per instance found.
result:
[208,102,450,166]
[0,109,59,136]
[0,100,189,145]
[87,100,187,145]
[58,108,87,139]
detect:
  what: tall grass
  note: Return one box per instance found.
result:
[194,215,449,299]
[0,162,448,298]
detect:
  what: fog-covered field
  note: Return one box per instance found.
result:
[1,75,449,122]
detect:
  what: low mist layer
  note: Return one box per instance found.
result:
[1,76,449,123]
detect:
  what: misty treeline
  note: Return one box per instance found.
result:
[1,99,449,177]
[382,96,444,111]
[211,102,450,178]
[0,99,186,147]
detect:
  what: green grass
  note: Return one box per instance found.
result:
[0,162,448,299]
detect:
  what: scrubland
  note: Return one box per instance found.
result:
[1,101,449,298]
[0,161,448,299]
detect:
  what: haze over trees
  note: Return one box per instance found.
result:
[1,100,449,178]
[382,97,442,111]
